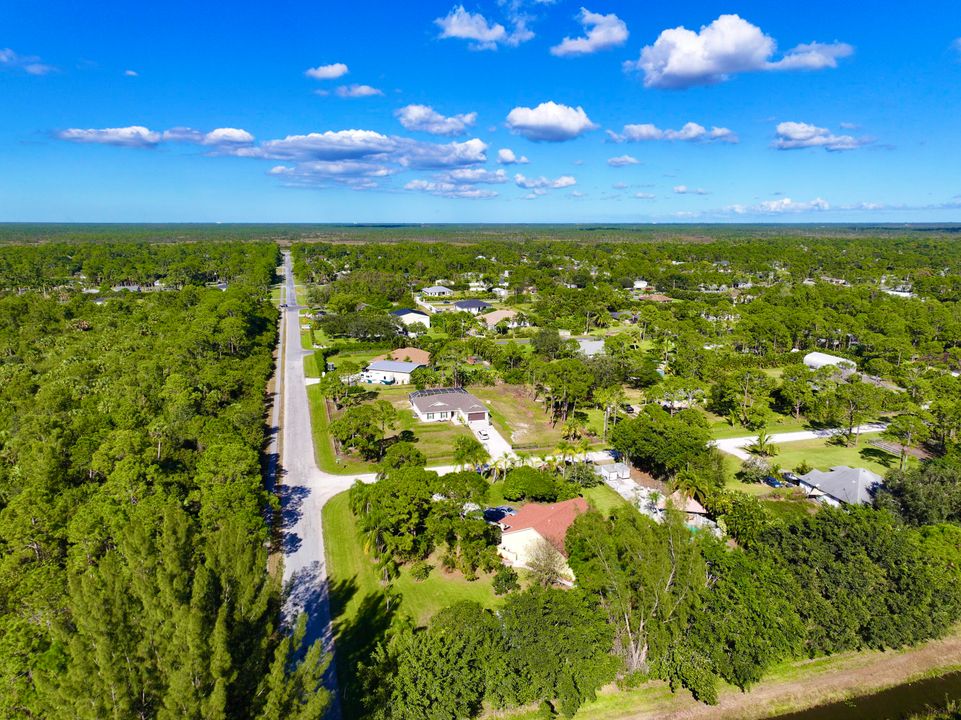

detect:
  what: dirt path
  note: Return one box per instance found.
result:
[586,632,961,720]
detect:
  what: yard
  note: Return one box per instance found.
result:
[767,436,904,477]
[306,383,475,471]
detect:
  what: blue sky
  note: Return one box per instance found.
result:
[1,1,960,222]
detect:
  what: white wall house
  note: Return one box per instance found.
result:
[391,308,431,330]
[421,285,453,298]
[496,498,588,584]
[409,387,489,424]
[362,360,425,385]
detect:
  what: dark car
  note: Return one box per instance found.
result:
[764,475,784,488]
[780,471,801,485]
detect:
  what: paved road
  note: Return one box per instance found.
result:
[713,423,887,460]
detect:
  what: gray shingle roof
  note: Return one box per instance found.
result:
[409,387,487,415]
[799,465,883,505]
[367,360,425,373]
[454,299,491,310]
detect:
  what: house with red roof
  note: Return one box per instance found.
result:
[496,497,588,583]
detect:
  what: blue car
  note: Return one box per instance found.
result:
[764,476,784,488]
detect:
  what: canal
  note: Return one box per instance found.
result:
[770,671,961,719]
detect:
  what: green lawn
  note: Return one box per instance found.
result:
[708,412,810,440]
[771,436,903,476]
[470,384,583,453]
[303,352,322,378]
[305,385,372,474]
[582,483,630,515]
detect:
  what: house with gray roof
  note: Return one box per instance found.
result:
[421,285,453,298]
[409,387,489,425]
[798,465,883,507]
[391,308,431,330]
[453,299,492,315]
[362,359,425,385]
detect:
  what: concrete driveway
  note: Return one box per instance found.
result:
[713,423,887,460]
[470,420,515,461]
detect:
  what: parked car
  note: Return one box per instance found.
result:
[478,429,489,440]
[764,475,784,488]
[780,471,800,485]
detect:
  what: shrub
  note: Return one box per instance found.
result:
[503,466,559,501]
[409,561,432,581]
[565,462,600,488]
[493,565,520,595]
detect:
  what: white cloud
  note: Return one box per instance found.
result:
[505,101,597,142]
[397,137,489,169]
[612,182,628,190]
[673,185,708,195]
[335,84,383,98]
[0,47,55,75]
[405,179,498,199]
[58,126,161,147]
[607,154,639,167]
[162,127,205,142]
[608,121,737,143]
[497,147,529,164]
[514,173,576,189]
[624,14,852,89]
[395,104,477,136]
[434,5,532,50]
[203,127,255,145]
[550,8,628,57]
[729,197,830,214]
[269,161,394,190]
[124,69,138,77]
[773,121,870,151]
[634,192,655,199]
[305,62,349,80]
[443,167,507,183]
[230,129,395,160]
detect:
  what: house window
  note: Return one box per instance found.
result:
[426,413,435,420]
[440,412,448,419]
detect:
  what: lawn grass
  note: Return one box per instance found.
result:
[707,412,810,440]
[303,351,322,378]
[771,435,902,476]
[582,483,631,515]
[470,384,568,453]
[306,385,372,475]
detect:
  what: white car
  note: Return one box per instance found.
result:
[478,430,489,440]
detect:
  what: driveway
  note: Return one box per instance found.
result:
[470,420,515,461]
[712,423,888,460]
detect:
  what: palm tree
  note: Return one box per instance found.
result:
[671,468,706,501]
[576,437,592,462]
[747,428,778,457]
[554,439,576,464]
[453,436,490,470]
[594,385,626,440]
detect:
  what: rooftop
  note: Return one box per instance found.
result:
[800,465,883,505]
[498,498,589,551]
[454,299,492,309]
[409,386,487,415]
[391,307,428,317]
[367,359,425,373]
[482,309,517,326]
[374,347,431,366]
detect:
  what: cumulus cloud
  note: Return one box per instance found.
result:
[305,62,349,80]
[0,47,56,75]
[673,185,708,195]
[728,197,830,214]
[443,167,507,183]
[773,121,871,151]
[202,127,255,145]
[634,192,655,199]
[505,101,597,142]
[608,121,737,143]
[497,147,529,164]
[269,161,394,190]
[607,154,639,167]
[395,104,477,136]
[335,84,383,98]
[624,14,852,89]
[58,126,162,147]
[434,5,531,50]
[514,173,576,189]
[550,8,628,57]
[405,179,498,199]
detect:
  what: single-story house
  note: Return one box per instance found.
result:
[491,286,509,298]
[577,338,605,358]
[362,359,425,385]
[373,346,431,366]
[594,462,631,481]
[454,299,492,315]
[497,497,588,583]
[421,285,453,298]
[409,387,490,424]
[391,308,431,330]
[633,279,649,290]
[482,308,521,329]
[798,465,883,507]
[803,351,856,372]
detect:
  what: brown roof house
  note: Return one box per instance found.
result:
[497,498,588,583]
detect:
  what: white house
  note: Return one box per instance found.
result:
[798,466,883,507]
[362,360,425,385]
[577,338,605,358]
[491,286,509,298]
[594,462,630,481]
[496,498,588,583]
[481,309,522,330]
[409,387,489,424]
[453,299,492,315]
[803,351,856,372]
[632,279,649,290]
[391,308,431,330]
[421,285,453,298]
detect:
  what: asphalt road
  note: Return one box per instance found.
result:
[712,423,887,460]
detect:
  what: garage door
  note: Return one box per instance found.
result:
[467,412,487,422]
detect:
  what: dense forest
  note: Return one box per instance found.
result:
[0,241,328,719]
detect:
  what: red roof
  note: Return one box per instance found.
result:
[499,498,588,551]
